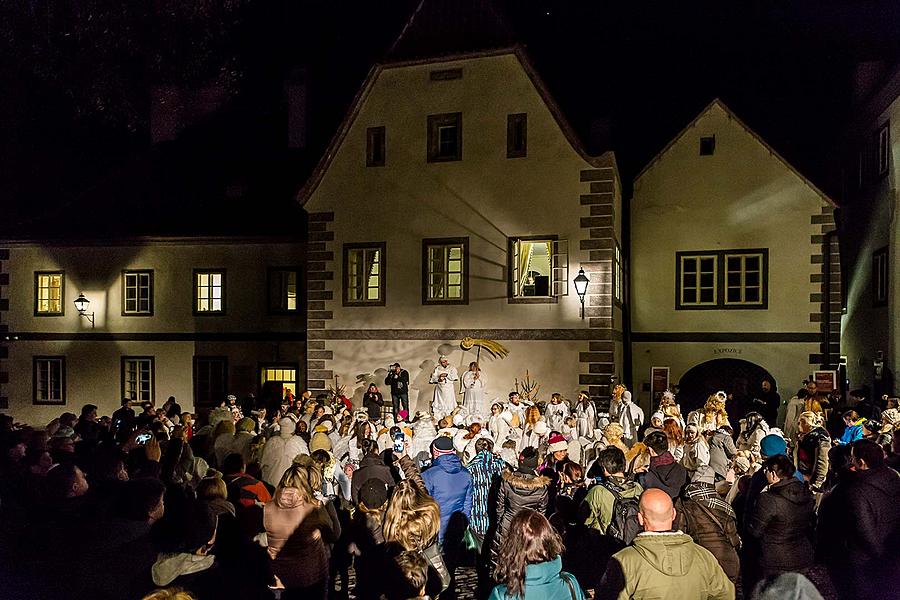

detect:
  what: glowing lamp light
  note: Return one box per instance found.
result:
[573,268,590,320]
[74,292,95,328]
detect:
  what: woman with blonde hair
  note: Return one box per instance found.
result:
[264,458,341,599]
[688,393,730,433]
[795,410,830,492]
[601,422,628,453]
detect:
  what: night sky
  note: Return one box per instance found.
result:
[2,0,899,232]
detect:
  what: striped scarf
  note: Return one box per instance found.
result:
[683,482,736,520]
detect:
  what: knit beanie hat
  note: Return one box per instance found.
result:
[359,479,389,510]
[432,436,455,458]
[518,446,539,471]
[548,434,568,453]
[533,421,549,436]
[310,431,332,453]
[235,417,256,433]
[760,433,787,458]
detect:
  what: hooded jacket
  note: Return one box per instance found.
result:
[707,429,737,479]
[259,418,310,486]
[597,531,734,600]
[488,556,586,600]
[844,467,900,578]
[583,476,642,535]
[638,453,688,499]
[494,469,551,551]
[351,452,397,504]
[422,453,473,542]
[747,477,815,573]
[467,450,508,536]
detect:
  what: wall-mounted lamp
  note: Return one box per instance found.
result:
[573,268,590,320]
[74,292,95,328]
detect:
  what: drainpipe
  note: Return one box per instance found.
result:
[823,229,837,369]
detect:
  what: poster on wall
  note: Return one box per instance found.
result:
[651,367,670,397]
[814,370,838,393]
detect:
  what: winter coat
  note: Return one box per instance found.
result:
[707,430,737,479]
[676,494,740,582]
[422,454,473,543]
[794,427,830,490]
[488,556,585,600]
[263,487,339,589]
[838,419,866,445]
[638,453,688,499]
[363,392,384,420]
[842,466,900,593]
[747,477,815,575]
[259,420,310,486]
[597,531,734,600]
[494,469,550,543]
[351,453,397,503]
[467,450,508,536]
[582,475,643,535]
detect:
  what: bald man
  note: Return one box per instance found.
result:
[596,489,735,600]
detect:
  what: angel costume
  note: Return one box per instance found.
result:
[461,369,487,416]
[429,360,459,417]
[488,412,511,445]
[574,399,597,440]
[545,400,570,433]
[260,418,310,486]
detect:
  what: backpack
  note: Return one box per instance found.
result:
[602,481,641,545]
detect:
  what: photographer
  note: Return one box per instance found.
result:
[384,363,410,420]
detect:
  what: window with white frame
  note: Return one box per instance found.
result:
[724,253,764,306]
[678,254,718,307]
[614,244,623,302]
[123,270,153,315]
[194,270,225,314]
[423,238,468,304]
[35,272,64,315]
[344,243,385,306]
[122,357,154,403]
[34,357,65,405]
[509,237,568,300]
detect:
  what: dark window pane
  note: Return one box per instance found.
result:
[746,288,760,302]
[700,258,715,273]
[727,288,741,303]
[727,257,740,271]
[700,273,714,287]
[683,289,697,304]
[700,289,715,303]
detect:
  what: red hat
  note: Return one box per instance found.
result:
[548,434,568,453]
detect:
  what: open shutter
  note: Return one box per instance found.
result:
[551,239,569,297]
[512,239,521,297]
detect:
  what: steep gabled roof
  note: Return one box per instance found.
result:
[635,98,836,207]
[387,0,517,62]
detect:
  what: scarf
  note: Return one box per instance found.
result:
[683,482,736,520]
[650,452,675,467]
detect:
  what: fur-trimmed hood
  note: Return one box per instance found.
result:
[502,469,550,490]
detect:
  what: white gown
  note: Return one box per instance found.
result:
[575,401,596,440]
[430,364,459,417]
[545,402,570,432]
[461,371,486,416]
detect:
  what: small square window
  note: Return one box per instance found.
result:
[123,270,154,315]
[427,113,462,162]
[699,136,716,156]
[194,270,226,314]
[507,113,527,158]
[34,271,64,315]
[367,126,385,167]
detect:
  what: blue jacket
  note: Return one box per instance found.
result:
[838,420,866,445]
[489,556,585,600]
[422,454,473,542]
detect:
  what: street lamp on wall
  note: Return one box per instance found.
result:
[573,268,589,320]
[74,292,95,328]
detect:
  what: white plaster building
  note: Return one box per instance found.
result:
[630,100,840,413]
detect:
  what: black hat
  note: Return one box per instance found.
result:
[518,446,539,471]
[432,436,454,452]
[359,479,389,509]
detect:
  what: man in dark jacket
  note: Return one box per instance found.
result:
[384,363,411,420]
[677,479,741,587]
[422,436,473,544]
[351,438,397,503]
[638,431,687,499]
[842,439,900,597]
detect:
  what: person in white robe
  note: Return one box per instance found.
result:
[613,390,644,448]
[260,417,310,486]
[461,362,486,416]
[574,391,596,441]
[488,402,511,444]
[429,355,459,418]
[545,393,570,432]
[505,391,528,430]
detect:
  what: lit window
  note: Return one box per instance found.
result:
[123,271,153,315]
[874,246,888,306]
[724,253,764,306]
[614,244,623,302]
[423,238,468,304]
[261,365,297,398]
[344,243,385,306]
[194,270,225,314]
[35,272,64,315]
[427,113,462,162]
[507,113,527,158]
[367,126,385,167]
[679,255,718,307]
[34,357,65,405]
[269,268,300,313]
[509,237,568,299]
[122,357,154,403]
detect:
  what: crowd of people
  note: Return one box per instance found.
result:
[1,373,899,600]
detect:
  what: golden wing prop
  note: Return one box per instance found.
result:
[460,336,510,359]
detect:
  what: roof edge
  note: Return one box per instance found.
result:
[635,98,836,207]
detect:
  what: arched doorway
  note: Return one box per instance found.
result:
[677,359,775,419]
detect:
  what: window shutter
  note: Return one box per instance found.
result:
[512,240,521,297]
[551,239,569,297]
